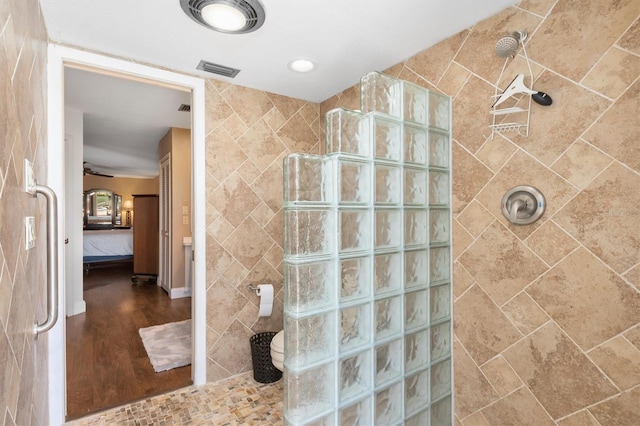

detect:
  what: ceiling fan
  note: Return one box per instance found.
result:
[83,162,113,178]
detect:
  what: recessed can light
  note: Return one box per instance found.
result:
[288,59,316,73]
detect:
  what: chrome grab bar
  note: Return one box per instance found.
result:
[34,184,58,336]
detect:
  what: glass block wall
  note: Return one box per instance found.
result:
[283,72,452,425]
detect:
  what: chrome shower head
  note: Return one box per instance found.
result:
[495,31,528,58]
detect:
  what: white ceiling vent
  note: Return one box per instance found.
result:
[196,60,241,78]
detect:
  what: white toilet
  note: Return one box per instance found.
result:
[270,330,285,372]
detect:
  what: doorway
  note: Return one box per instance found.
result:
[46,44,207,425]
[67,67,188,418]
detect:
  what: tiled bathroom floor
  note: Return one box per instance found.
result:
[66,372,283,425]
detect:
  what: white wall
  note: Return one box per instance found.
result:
[65,107,85,316]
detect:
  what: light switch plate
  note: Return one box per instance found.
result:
[25,217,35,250]
[24,159,36,194]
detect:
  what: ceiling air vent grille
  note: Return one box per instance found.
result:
[196,60,241,78]
[178,104,191,112]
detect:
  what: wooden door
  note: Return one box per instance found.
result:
[133,195,159,275]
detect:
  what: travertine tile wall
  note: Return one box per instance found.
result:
[7,0,636,421]
[321,0,640,424]
[203,80,320,381]
[0,0,50,424]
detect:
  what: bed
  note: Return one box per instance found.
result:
[83,228,134,273]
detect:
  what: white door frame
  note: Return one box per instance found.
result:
[46,44,207,425]
[159,152,172,294]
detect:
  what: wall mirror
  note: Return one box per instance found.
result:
[114,194,122,225]
[84,189,122,228]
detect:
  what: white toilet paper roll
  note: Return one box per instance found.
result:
[256,284,274,317]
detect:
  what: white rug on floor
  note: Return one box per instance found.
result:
[139,319,192,372]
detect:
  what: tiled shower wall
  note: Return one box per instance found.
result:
[0,0,50,424]
[5,0,635,422]
[321,0,640,424]
[203,80,320,381]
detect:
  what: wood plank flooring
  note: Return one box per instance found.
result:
[66,264,192,420]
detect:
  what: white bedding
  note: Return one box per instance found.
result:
[83,229,134,257]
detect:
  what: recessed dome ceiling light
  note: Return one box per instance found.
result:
[288,59,316,73]
[180,0,266,34]
[202,4,246,31]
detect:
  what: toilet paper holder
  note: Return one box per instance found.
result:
[247,284,272,295]
[249,284,274,317]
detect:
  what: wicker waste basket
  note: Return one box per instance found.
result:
[250,332,282,383]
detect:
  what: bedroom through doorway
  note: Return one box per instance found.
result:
[63,65,195,419]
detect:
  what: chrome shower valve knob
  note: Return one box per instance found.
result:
[501,185,546,225]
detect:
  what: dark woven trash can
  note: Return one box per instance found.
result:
[250,332,282,383]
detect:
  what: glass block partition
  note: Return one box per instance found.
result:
[283,72,452,426]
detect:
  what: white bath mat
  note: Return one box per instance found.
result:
[139,319,192,372]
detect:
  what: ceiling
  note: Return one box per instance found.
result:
[42,0,515,177]
[65,67,191,178]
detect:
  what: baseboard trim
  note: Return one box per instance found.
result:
[170,287,191,299]
[68,300,86,316]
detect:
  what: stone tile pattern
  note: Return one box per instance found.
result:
[2,0,637,425]
[0,1,50,425]
[321,0,640,424]
[203,81,320,382]
[66,372,283,426]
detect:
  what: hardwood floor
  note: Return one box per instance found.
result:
[66,264,192,420]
